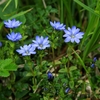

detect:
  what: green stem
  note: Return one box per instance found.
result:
[60,0,63,23]
[39,50,43,71]
[34,79,43,93]
[52,47,56,75]
[64,64,69,78]
[57,0,64,55]
[25,56,34,76]
[10,28,13,33]
[26,57,36,84]
[8,41,15,61]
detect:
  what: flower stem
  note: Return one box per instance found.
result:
[52,47,56,75]
[10,28,13,33]
[39,50,43,71]
[25,56,34,76]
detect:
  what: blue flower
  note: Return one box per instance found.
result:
[0,42,2,47]
[4,19,22,28]
[47,71,54,81]
[16,44,36,56]
[63,26,84,43]
[93,57,97,62]
[65,88,70,93]
[7,32,22,42]
[32,36,50,50]
[91,64,95,68]
[50,21,66,30]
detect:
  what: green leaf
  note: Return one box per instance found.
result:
[25,71,33,77]
[69,80,74,89]
[0,59,18,77]
[0,70,10,77]
[0,0,15,20]
[2,0,12,12]
[59,68,67,73]
[55,60,61,65]
[59,88,65,98]
[29,93,40,100]
[43,97,48,100]
[9,8,33,19]
[5,63,17,71]
[69,66,77,71]
[15,90,29,99]
[74,0,100,17]
[0,59,12,68]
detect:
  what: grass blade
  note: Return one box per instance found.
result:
[8,8,33,19]
[15,0,18,8]
[2,0,12,12]
[74,0,100,17]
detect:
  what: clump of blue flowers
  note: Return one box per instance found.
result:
[16,35,50,56]
[32,36,50,50]
[63,26,84,43]
[16,44,36,56]
[7,32,22,42]
[4,19,22,42]
[50,21,66,30]
[4,19,22,28]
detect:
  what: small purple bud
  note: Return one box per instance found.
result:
[0,42,2,47]
[47,71,54,81]
[91,64,95,68]
[65,88,70,93]
[93,57,97,62]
